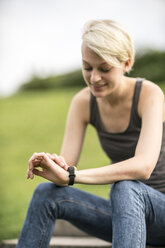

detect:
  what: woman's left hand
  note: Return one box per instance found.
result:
[46,153,69,171]
[27,152,69,186]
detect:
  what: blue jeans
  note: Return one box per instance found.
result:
[17,180,165,248]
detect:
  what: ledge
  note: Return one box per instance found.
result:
[0,237,164,248]
[0,237,111,248]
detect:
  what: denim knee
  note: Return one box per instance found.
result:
[110,181,147,247]
[30,183,67,220]
[32,183,73,208]
[110,180,145,214]
[30,183,55,211]
[33,183,56,202]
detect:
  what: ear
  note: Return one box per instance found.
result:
[123,59,131,73]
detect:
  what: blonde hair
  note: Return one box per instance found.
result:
[82,20,135,72]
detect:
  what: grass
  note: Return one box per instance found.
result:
[1,82,165,242]
[0,88,110,241]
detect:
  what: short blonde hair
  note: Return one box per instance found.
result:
[82,20,135,72]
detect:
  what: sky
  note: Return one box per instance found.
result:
[0,0,165,97]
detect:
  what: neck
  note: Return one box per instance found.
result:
[101,77,131,106]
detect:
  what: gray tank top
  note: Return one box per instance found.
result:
[90,78,165,194]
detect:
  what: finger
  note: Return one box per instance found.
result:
[36,152,55,169]
[33,160,42,167]
[33,168,45,178]
[50,153,66,168]
[27,152,38,179]
[26,169,30,179]
[58,156,68,170]
[27,152,45,179]
[46,153,53,159]
[46,153,58,163]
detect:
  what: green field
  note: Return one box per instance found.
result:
[0,88,110,241]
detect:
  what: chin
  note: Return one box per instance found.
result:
[90,85,107,96]
[91,90,107,98]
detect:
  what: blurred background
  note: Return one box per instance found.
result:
[1,0,165,97]
[0,0,165,242]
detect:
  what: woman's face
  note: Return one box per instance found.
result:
[81,44,127,98]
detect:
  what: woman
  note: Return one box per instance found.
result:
[17,20,165,248]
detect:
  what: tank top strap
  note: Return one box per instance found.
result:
[89,78,143,129]
[130,78,143,127]
[90,93,97,126]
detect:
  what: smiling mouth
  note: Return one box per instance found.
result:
[91,84,107,88]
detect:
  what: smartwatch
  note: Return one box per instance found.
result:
[67,166,76,185]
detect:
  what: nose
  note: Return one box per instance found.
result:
[90,69,101,83]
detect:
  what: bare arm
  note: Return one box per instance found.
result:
[27,87,90,180]
[75,81,164,184]
[59,88,90,166]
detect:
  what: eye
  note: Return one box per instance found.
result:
[99,68,111,73]
[83,67,92,71]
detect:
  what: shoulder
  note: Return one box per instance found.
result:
[141,80,164,96]
[140,79,164,102]
[138,79,164,116]
[72,87,91,103]
[71,87,91,124]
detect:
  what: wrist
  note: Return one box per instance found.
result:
[73,169,98,185]
[67,166,76,185]
[74,170,82,184]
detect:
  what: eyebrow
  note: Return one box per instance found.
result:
[82,60,108,66]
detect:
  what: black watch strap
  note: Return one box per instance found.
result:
[67,166,75,185]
